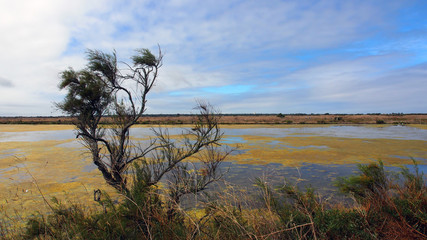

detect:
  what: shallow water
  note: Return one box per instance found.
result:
[1,125,426,142]
[0,124,426,216]
[222,125,427,140]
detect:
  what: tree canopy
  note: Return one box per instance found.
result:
[57,47,230,214]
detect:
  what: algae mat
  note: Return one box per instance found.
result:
[0,138,114,220]
[0,124,426,218]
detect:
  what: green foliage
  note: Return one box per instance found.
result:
[57,68,111,119]
[336,161,388,201]
[86,49,118,84]
[314,209,375,240]
[276,113,285,118]
[132,48,157,67]
[205,202,250,239]
[334,116,343,122]
[57,47,165,193]
[400,159,425,193]
[17,161,427,239]
[21,167,191,239]
[247,178,376,239]
[23,197,102,239]
[337,160,427,238]
[57,47,229,203]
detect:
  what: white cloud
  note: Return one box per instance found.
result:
[0,0,109,115]
[246,56,427,113]
[0,0,424,115]
[0,77,13,87]
[155,64,231,92]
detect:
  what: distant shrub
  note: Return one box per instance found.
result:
[376,119,385,124]
[277,113,285,118]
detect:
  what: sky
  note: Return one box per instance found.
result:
[0,0,426,116]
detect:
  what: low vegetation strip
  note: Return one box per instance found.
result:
[1,161,426,239]
[1,113,426,125]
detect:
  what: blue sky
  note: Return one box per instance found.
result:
[0,0,426,116]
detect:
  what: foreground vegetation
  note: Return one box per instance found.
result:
[1,161,425,239]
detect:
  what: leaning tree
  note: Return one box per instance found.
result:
[57,47,230,207]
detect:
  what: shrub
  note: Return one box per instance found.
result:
[277,113,285,118]
[337,160,427,239]
[334,117,343,122]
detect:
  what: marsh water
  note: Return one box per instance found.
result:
[1,124,426,214]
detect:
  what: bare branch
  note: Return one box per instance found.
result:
[56,46,229,206]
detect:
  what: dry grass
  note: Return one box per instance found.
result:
[1,114,426,125]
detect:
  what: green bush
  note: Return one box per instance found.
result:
[336,160,427,239]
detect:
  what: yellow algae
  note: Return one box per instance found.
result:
[409,124,427,130]
[185,208,206,219]
[0,139,118,218]
[1,124,426,219]
[0,124,74,132]
[229,135,426,167]
[133,124,193,129]
[220,124,324,129]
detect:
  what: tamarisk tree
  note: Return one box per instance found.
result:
[57,48,230,204]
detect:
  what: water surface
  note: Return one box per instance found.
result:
[0,124,426,215]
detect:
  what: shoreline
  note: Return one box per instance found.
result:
[1,114,426,125]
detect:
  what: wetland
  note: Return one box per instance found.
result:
[1,124,426,217]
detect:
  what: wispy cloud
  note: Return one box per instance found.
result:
[0,0,426,115]
[0,77,13,87]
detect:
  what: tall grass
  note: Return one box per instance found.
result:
[2,160,426,239]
